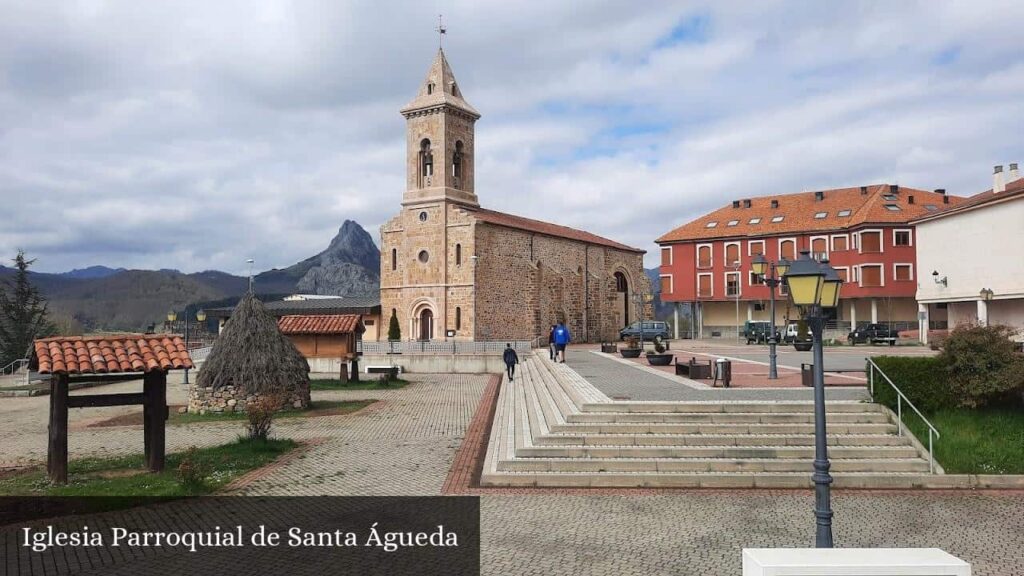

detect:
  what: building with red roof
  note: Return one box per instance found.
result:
[655,183,967,337]
[913,165,1024,344]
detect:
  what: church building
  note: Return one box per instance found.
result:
[380,48,650,343]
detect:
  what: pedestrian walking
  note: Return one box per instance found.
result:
[553,322,571,363]
[548,325,557,360]
[503,343,520,381]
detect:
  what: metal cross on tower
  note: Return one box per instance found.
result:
[436,14,447,48]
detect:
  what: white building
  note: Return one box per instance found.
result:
[914,164,1024,344]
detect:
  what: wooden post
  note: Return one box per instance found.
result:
[47,373,69,484]
[144,371,167,472]
[350,355,359,382]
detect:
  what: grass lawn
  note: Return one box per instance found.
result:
[0,437,297,496]
[309,378,409,391]
[903,408,1024,474]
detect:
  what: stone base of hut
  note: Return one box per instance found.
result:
[188,384,311,414]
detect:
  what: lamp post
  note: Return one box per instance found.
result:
[752,254,790,380]
[782,250,843,548]
[980,288,994,327]
[168,307,207,385]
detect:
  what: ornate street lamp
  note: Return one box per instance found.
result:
[782,250,843,548]
[752,254,790,379]
[168,308,206,385]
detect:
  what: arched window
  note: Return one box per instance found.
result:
[452,141,463,181]
[391,248,397,271]
[455,307,462,330]
[419,139,433,185]
[455,243,462,266]
[614,272,628,293]
[427,83,434,95]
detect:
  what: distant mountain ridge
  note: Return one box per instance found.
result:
[1,220,381,331]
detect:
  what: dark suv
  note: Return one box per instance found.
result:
[743,321,781,344]
[619,321,671,342]
[848,323,899,346]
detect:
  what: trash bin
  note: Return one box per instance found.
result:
[714,358,732,388]
[800,363,813,387]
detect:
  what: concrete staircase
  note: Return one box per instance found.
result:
[481,353,937,488]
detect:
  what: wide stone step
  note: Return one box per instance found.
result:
[497,457,931,474]
[534,433,911,447]
[552,422,899,435]
[515,445,921,460]
[580,402,880,414]
[564,412,891,424]
[479,471,936,489]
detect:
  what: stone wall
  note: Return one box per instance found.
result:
[188,382,311,414]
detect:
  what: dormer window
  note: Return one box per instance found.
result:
[748,218,761,224]
[771,215,784,223]
[705,221,718,228]
[427,83,435,95]
[837,209,852,217]
[727,220,739,227]
[814,211,827,219]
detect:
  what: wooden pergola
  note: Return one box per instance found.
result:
[30,334,194,484]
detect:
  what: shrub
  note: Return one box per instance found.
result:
[624,336,639,349]
[939,324,1024,409]
[653,340,667,354]
[869,356,954,413]
[176,446,207,491]
[245,395,283,440]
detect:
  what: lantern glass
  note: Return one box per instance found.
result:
[786,274,823,306]
[820,278,841,308]
[775,258,790,277]
[167,311,177,322]
[196,310,207,322]
[751,254,767,276]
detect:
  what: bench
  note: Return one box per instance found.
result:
[365,365,403,374]
[675,358,712,379]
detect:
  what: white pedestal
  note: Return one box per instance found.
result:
[742,548,970,575]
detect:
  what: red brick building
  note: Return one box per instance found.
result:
[656,184,966,337]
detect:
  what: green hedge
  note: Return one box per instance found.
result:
[869,356,955,412]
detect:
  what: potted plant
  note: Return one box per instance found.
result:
[792,318,813,351]
[601,342,618,354]
[619,336,642,358]
[645,340,674,366]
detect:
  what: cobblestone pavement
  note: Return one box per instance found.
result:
[567,348,869,401]
[481,492,1024,575]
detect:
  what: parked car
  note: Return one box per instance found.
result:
[619,321,671,342]
[783,323,800,343]
[848,323,899,346]
[743,321,781,344]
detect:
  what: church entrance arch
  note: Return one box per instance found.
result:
[614,271,630,330]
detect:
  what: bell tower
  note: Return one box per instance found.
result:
[400,48,480,207]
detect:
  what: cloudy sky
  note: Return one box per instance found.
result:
[3,1,1023,274]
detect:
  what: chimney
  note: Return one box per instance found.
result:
[943,195,950,204]
[908,195,915,205]
[889,184,899,194]
[993,165,1005,193]
[1010,162,1020,182]
[771,199,779,209]
[859,186,868,195]
[814,191,824,201]
[934,188,946,195]
[732,200,740,208]
[743,199,752,208]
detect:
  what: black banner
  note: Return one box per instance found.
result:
[0,497,480,576]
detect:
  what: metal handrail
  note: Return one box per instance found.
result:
[1,358,28,376]
[866,358,941,473]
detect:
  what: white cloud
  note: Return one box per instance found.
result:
[1,0,1022,273]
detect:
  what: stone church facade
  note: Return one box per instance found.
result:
[380,49,649,343]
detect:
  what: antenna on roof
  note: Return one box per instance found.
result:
[436,14,447,49]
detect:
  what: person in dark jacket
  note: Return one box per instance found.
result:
[553,322,571,363]
[503,343,520,381]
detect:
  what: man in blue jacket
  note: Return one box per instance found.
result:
[553,322,571,363]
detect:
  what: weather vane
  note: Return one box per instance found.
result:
[436,14,446,48]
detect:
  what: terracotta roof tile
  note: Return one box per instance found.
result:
[31,334,193,375]
[468,207,644,253]
[656,184,968,243]
[912,177,1024,223]
[278,315,364,335]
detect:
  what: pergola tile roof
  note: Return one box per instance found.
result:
[32,334,194,375]
[278,314,363,335]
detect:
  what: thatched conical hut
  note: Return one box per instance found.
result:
[190,293,310,413]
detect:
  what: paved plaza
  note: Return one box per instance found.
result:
[2,367,1023,574]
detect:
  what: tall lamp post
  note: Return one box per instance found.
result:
[167,307,206,385]
[751,254,790,379]
[782,250,843,548]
